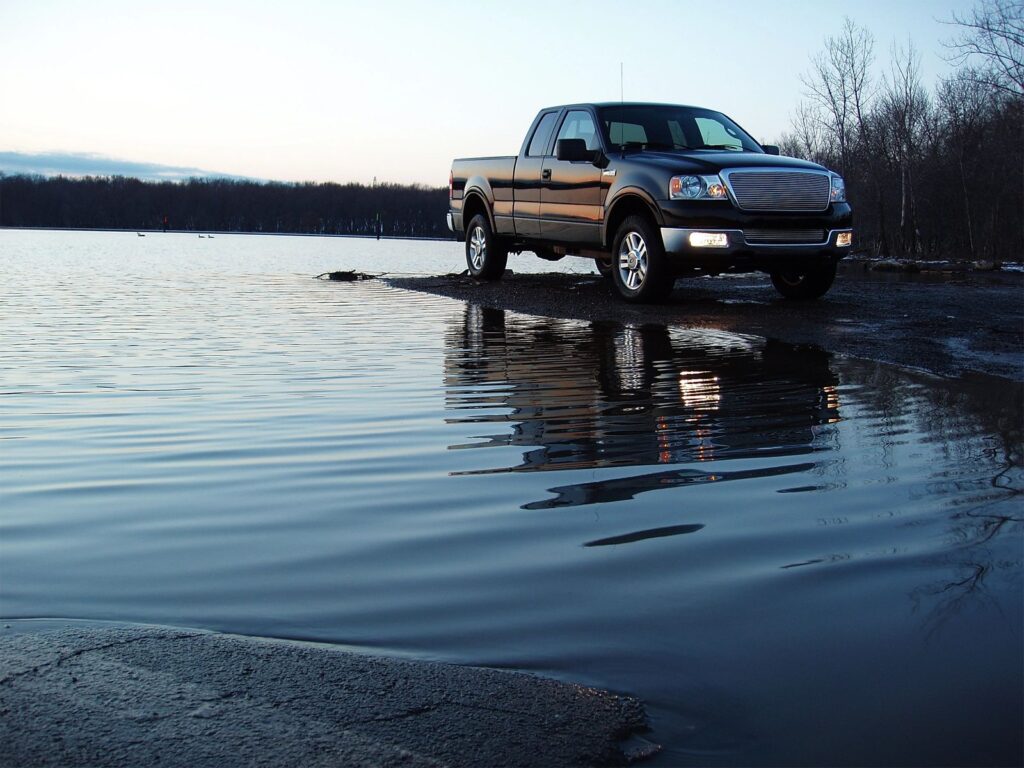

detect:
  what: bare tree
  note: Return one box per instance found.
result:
[777,102,827,161]
[936,68,991,257]
[800,18,876,177]
[783,13,1022,261]
[880,42,930,254]
[944,0,1024,96]
[945,2,1024,259]
[801,18,895,256]
[794,100,828,160]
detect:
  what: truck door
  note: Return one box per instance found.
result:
[513,110,559,239]
[539,109,603,245]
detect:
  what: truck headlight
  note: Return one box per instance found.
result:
[670,175,704,199]
[670,175,728,201]
[830,174,846,203]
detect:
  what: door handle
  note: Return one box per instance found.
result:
[541,169,552,181]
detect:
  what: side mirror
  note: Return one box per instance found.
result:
[556,138,595,162]
[762,144,781,156]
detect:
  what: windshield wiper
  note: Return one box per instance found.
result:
[694,144,747,151]
[619,140,683,153]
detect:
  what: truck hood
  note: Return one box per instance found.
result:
[619,150,833,175]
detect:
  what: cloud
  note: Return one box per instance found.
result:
[0,151,253,182]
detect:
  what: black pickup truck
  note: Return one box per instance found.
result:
[448,102,853,302]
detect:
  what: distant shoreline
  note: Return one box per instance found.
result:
[0,225,456,243]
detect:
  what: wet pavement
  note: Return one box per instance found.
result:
[0,620,651,767]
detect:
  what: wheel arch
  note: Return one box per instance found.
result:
[462,181,496,236]
[603,190,664,248]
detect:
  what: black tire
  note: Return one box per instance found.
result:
[611,215,673,302]
[770,261,837,300]
[595,254,613,279]
[465,214,508,280]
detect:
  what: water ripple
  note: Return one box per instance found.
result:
[1,230,1020,767]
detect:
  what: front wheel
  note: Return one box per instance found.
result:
[595,254,613,279]
[611,215,674,302]
[770,261,837,300]
[465,214,508,280]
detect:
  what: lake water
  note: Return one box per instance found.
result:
[2,229,1021,766]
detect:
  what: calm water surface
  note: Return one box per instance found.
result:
[2,230,1021,766]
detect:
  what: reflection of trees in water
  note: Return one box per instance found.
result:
[445,305,841,507]
[909,493,1022,637]
[835,359,1023,635]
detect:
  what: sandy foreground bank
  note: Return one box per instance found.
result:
[0,620,653,767]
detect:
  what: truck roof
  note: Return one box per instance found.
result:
[539,102,705,112]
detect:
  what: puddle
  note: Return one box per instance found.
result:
[1,230,1020,766]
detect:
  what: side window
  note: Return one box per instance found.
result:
[527,112,558,157]
[555,110,600,152]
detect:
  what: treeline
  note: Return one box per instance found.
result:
[776,3,1023,260]
[2,3,1019,258]
[0,175,451,238]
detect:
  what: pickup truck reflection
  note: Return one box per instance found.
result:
[444,306,840,509]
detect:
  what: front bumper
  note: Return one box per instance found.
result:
[660,227,853,259]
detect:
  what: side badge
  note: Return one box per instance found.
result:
[602,169,617,177]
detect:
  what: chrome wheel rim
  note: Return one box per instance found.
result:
[468,226,487,270]
[618,231,648,290]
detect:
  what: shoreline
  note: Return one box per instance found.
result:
[384,269,1024,382]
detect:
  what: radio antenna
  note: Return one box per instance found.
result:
[614,62,625,150]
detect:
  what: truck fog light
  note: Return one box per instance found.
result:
[836,231,852,247]
[689,232,729,248]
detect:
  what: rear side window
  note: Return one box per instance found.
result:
[527,112,558,157]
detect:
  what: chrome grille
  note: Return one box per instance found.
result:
[744,228,826,245]
[724,170,831,212]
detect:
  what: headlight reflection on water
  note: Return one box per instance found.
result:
[678,370,721,411]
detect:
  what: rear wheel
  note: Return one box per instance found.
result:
[465,214,508,280]
[595,253,613,279]
[611,215,673,302]
[770,261,837,300]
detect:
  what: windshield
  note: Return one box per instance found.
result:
[597,105,763,153]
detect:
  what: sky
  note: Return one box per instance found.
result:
[0,0,979,186]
